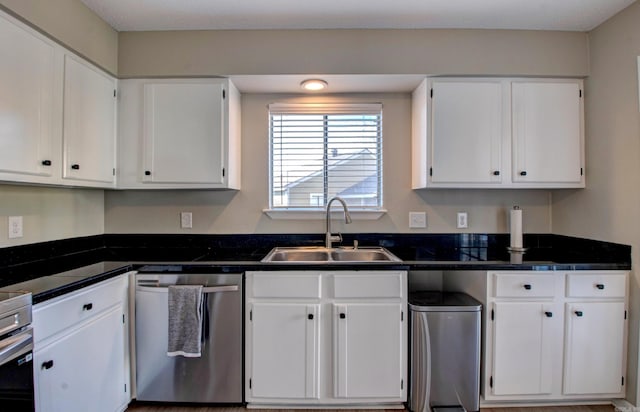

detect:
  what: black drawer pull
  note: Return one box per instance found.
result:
[71,164,80,170]
[493,171,500,176]
[145,171,151,176]
[41,160,52,166]
[596,284,605,290]
[41,360,54,370]
[575,310,583,317]
[308,314,314,320]
[339,313,346,319]
[83,303,93,311]
[544,311,553,318]
[523,284,532,290]
[520,171,527,176]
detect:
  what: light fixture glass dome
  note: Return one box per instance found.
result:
[300,79,328,91]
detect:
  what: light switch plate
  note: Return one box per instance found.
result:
[409,212,427,229]
[180,212,193,229]
[457,212,468,229]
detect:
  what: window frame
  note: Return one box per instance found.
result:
[266,103,384,216]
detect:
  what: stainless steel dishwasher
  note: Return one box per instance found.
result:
[409,291,481,412]
[134,273,243,403]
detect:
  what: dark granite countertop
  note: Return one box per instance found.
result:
[0,233,630,304]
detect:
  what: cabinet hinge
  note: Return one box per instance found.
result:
[490,376,493,388]
[430,88,433,98]
[491,309,494,321]
[429,167,433,177]
[223,89,226,99]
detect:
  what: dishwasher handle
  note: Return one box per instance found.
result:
[136,283,239,293]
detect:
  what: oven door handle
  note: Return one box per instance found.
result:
[0,329,33,366]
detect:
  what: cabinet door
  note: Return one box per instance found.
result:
[430,81,503,184]
[512,81,583,184]
[142,82,224,184]
[34,305,128,412]
[491,302,555,395]
[563,302,625,395]
[334,303,404,399]
[249,303,320,399]
[62,55,116,185]
[0,13,55,178]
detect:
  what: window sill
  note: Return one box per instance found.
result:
[263,209,387,220]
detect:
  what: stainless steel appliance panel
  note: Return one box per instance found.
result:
[135,273,243,403]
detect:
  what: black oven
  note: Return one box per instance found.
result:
[0,291,34,412]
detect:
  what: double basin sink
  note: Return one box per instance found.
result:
[261,246,402,263]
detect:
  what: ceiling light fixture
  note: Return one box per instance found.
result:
[301,79,328,92]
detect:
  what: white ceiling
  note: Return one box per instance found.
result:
[81,0,635,32]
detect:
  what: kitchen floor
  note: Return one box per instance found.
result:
[126,405,616,412]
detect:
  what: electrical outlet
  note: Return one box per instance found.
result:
[8,216,23,238]
[180,212,193,229]
[457,212,468,229]
[409,212,427,229]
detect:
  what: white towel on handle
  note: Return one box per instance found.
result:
[167,285,203,357]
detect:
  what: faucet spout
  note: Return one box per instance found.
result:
[325,197,352,248]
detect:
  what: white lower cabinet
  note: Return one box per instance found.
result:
[445,270,628,404]
[33,274,131,412]
[245,270,407,406]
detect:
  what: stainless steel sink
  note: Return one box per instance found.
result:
[261,247,402,263]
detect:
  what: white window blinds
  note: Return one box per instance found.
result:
[269,103,383,209]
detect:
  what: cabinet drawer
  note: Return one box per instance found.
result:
[250,272,321,298]
[493,273,555,298]
[333,272,405,299]
[33,275,127,343]
[566,273,626,298]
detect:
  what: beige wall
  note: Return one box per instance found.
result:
[105,93,552,234]
[118,29,588,77]
[0,0,118,74]
[0,184,104,247]
[552,1,640,404]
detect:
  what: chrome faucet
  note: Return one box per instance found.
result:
[325,196,352,248]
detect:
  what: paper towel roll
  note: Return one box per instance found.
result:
[510,206,523,248]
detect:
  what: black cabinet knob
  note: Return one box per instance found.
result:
[339,313,346,319]
[523,284,532,290]
[71,164,80,170]
[493,171,500,176]
[544,311,553,318]
[41,360,54,370]
[596,284,605,290]
[308,314,314,320]
[144,171,151,176]
[41,160,52,166]
[520,171,527,176]
[83,303,93,311]
[575,310,583,317]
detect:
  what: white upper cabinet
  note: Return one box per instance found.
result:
[412,77,585,189]
[0,9,117,188]
[62,55,117,187]
[118,78,241,189]
[0,11,58,184]
[512,81,583,185]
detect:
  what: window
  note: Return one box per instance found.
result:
[269,103,383,210]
